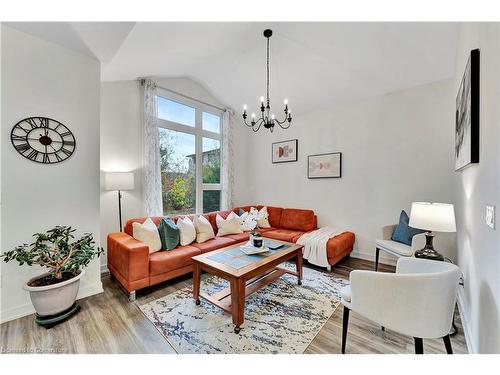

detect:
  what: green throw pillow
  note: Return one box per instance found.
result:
[158,218,180,250]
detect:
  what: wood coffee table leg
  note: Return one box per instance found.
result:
[193,263,201,305]
[296,249,303,285]
[230,278,246,333]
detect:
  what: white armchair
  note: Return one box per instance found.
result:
[374,224,426,270]
[340,257,461,354]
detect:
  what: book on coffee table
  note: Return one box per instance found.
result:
[239,241,270,255]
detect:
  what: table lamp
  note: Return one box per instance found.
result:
[409,202,456,261]
[105,172,135,232]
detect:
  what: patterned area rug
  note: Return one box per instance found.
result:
[139,264,347,354]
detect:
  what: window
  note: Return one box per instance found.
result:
[156,91,222,216]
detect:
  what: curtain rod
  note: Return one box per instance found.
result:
[139,78,227,113]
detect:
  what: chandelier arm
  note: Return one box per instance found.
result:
[243,118,254,128]
[277,120,291,130]
[252,118,264,132]
[274,112,289,125]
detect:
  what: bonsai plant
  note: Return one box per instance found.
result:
[2,226,103,319]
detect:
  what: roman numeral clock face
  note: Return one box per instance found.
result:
[10,117,76,164]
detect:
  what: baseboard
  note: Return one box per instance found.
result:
[457,287,475,353]
[100,263,109,274]
[0,281,103,324]
[350,250,397,266]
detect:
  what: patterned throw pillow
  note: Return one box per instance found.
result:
[194,215,215,243]
[391,210,426,246]
[251,206,271,228]
[132,218,162,253]
[177,216,197,246]
[157,218,180,250]
[238,210,257,231]
[216,212,243,236]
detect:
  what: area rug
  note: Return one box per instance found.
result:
[138,264,348,354]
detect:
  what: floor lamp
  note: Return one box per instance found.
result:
[105,172,135,232]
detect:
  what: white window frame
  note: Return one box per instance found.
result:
[156,88,222,214]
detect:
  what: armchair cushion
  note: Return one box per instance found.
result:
[375,239,413,256]
[391,210,426,246]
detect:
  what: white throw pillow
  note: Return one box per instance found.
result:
[251,206,271,228]
[194,215,215,243]
[238,210,257,231]
[132,218,162,254]
[216,213,243,236]
[177,216,197,246]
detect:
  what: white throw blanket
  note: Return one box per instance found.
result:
[297,227,342,267]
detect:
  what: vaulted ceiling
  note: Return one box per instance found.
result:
[6,22,459,114]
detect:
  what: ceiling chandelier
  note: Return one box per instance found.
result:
[243,29,292,133]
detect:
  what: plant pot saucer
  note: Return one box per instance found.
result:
[35,302,81,328]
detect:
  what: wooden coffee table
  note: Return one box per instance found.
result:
[192,239,303,334]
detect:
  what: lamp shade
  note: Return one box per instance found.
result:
[105,172,135,191]
[409,202,456,232]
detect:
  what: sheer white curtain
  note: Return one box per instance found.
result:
[220,109,234,210]
[142,79,163,216]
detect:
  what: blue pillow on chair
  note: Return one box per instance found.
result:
[391,210,426,246]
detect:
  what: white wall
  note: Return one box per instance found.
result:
[99,77,226,271]
[0,26,102,323]
[453,23,500,354]
[233,79,457,265]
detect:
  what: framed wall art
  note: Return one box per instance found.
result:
[455,48,480,171]
[272,139,298,163]
[308,152,342,179]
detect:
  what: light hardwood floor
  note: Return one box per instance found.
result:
[0,257,468,354]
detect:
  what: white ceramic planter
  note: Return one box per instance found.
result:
[23,270,84,316]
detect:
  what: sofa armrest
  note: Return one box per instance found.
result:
[382,224,397,240]
[107,233,149,288]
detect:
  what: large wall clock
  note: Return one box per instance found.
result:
[10,117,76,164]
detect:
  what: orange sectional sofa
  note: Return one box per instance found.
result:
[107,205,355,299]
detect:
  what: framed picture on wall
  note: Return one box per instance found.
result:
[455,48,480,171]
[308,152,342,179]
[272,139,298,163]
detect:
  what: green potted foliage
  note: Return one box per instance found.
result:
[1,226,102,317]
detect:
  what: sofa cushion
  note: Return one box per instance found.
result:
[253,227,276,234]
[191,236,237,253]
[194,215,215,243]
[216,212,243,236]
[262,229,306,243]
[177,216,197,246]
[279,208,316,231]
[132,218,162,253]
[327,232,356,260]
[149,245,201,275]
[226,232,250,242]
[158,218,180,250]
[256,205,283,228]
[125,217,163,236]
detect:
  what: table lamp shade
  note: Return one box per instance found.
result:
[105,172,135,191]
[409,202,456,232]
